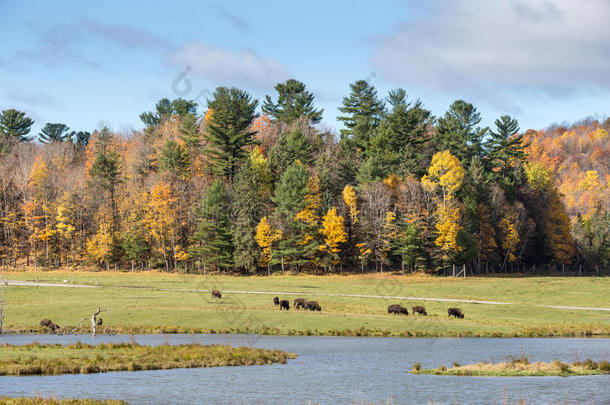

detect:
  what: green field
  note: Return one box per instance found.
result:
[1,271,609,337]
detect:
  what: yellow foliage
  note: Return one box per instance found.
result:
[255,216,282,266]
[319,207,347,254]
[578,170,600,192]
[434,204,462,255]
[500,214,520,263]
[342,185,359,224]
[525,161,554,191]
[423,150,464,200]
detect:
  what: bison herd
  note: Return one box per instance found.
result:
[210,289,463,319]
[387,304,464,319]
[273,297,322,312]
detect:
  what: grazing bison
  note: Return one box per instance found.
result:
[211,289,222,299]
[294,298,308,309]
[273,296,280,306]
[387,304,409,315]
[448,308,464,319]
[279,300,290,310]
[306,301,321,311]
[412,306,427,316]
[40,318,59,333]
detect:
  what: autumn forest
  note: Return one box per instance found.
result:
[0,79,608,274]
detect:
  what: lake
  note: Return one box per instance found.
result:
[0,335,608,404]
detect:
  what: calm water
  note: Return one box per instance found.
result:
[0,334,609,404]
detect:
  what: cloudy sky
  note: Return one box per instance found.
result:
[1,0,609,136]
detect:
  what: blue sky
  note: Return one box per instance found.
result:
[1,0,609,137]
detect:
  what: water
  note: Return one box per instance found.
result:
[0,334,608,404]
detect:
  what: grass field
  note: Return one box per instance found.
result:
[1,270,609,337]
[0,342,295,376]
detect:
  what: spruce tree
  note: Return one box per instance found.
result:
[435,100,487,165]
[39,123,70,143]
[262,79,323,124]
[337,80,385,156]
[190,180,234,271]
[204,87,258,182]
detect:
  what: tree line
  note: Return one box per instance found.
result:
[0,79,608,274]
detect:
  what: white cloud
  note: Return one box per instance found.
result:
[371,0,610,95]
[167,41,291,90]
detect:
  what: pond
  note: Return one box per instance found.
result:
[0,335,608,404]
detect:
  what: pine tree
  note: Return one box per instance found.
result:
[204,87,258,182]
[262,79,323,124]
[190,180,234,271]
[268,128,313,179]
[485,115,525,182]
[160,139,190,180]
[0,109,34,151]
[88,128,121,231]
[337,80,385,156]
[435,100,487,165]
[39,123,70,143]
[370,89,433,176]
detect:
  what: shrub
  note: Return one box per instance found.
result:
[452,362,461,368]
[412,362,421,372]
[598,361,610,373]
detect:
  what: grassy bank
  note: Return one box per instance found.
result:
[0,342,296,376]
[1,270,609,337]
[0,398,128,405]
[411,357,610,377]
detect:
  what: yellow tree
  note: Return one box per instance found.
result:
[144,181,178,271]
[55,192,77,267]
[294,173,323,265]
[87,217,114,270]
[422,150,465,264]
[255,216,283,275]
[27,154,56,265]
[319,207,347,271]
[342,185,359,224]
[499,213,520,265]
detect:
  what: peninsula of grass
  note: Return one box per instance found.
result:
[0,397,128,405]
[410,357,610,377]
[2,270,609,338]
[0,342,296,376]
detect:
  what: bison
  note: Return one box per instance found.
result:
[273,296,280,306]
[279,300,290,310]
[387,304,408,315]
[211,289,222,299]
[306,301,321,311]
[40,318,59,333]
[294,298,308,309]
[448,307,464,319]
[412,305,427,316]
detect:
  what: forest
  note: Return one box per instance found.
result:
[0,79,608,274]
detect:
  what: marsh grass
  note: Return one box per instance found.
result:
[411,357,610,377]
[0,397,128,405]
[0,342,296,376]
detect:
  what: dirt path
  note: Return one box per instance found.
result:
[3,279,610,311]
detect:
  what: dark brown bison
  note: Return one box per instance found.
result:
[387,304,408,315]
[412,306,427,316]
[211,289,222,299]
[306,301,321,311]
[448,308,464,318]
[279,300,290,310]
[273,296,280,306]
[294,298,308,309]
[40,318,59,333]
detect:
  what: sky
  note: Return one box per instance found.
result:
[1,0,610,137]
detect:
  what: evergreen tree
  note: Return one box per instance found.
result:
[39,123,70,143]
[171,98,198,117]
[370,89,433,176]
[435,100,487,165]
[204,87,258,182]
[89,128,121,231]
[160,139,190,179]
[69,131,91,148]
[0,109,34,151]
[268,128,313,179]
[262,79,323,124]
[190,180,234,271]
[337,80,385,156]
[232,159,266,273]
[485,115,526,182]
